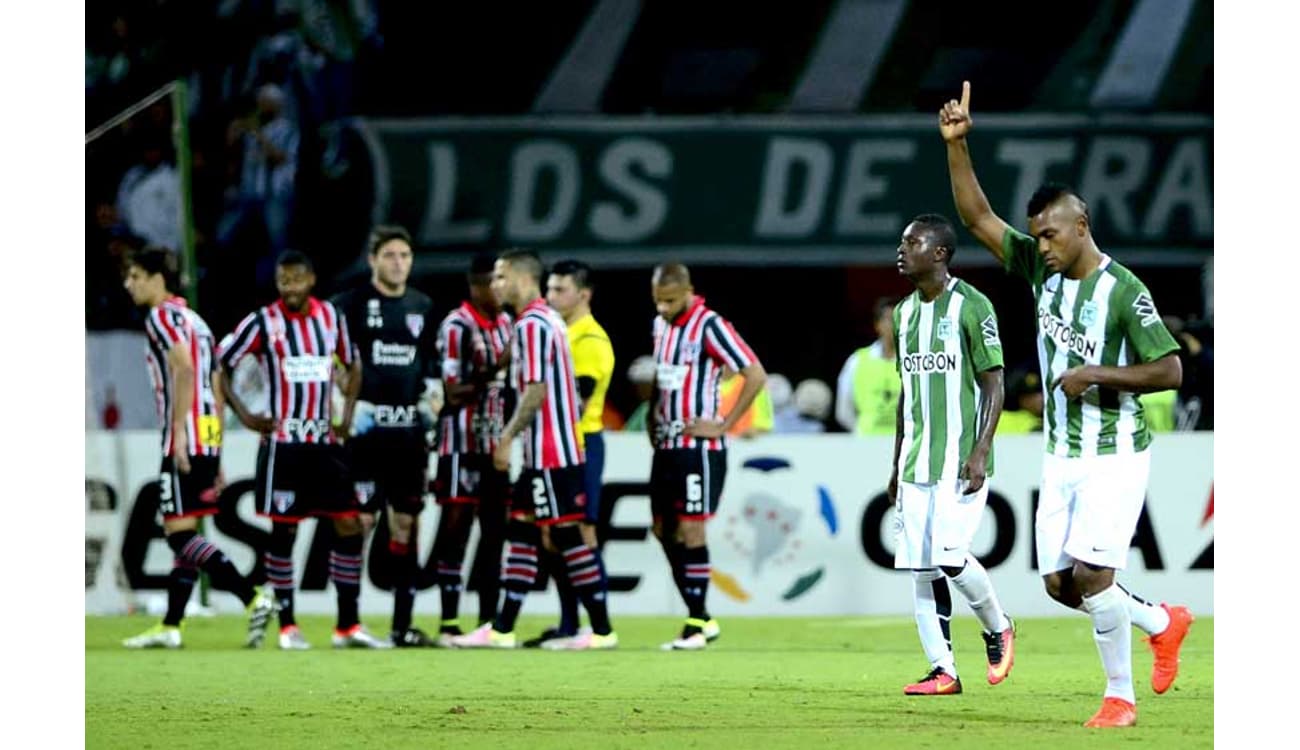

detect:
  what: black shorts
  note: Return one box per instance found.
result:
[650,447,727,521]
[432,453,509,506]
[255,441,359,523]
[158,455,221,520]
[515,465,587,527]
[350,429,429,515]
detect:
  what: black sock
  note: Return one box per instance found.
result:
[493,521,539,634]
[554,525,611,636]
[266,523,297,628]
[164,564,197,627]
[662,540,690,609]
[390,539,416,633]
[436,557,463,631]
[682,545,711,621]
[169,530,256,606]
[470,511,505,625]
[551,550,580,635]
[331,532,364,631]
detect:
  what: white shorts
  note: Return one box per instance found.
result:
[1035,450,1151,572]
[893,478,990,569]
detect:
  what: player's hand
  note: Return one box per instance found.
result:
[213,469,226,496]
[1052,366,1094,400]
[241,412,277,435]
[493,440,511,472]
[887,471,899,506]
[686,418,726,439]
[959,451,987,494]
[938,80,973,142]
[172,430,191,473]
[332,420,352,443]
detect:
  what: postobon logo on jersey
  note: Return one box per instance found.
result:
[1038,310,1099,359]
[900,352,959,374]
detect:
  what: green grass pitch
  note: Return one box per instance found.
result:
[86,614,1212,748]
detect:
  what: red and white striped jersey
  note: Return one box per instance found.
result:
[510,299,584,469]
[436,302,513,455]
[143,297,221,457]
[217,297,354,445]
[651,296,759,451]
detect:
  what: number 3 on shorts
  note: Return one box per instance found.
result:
[686,473,703,514]
[158,472,175,515]
[532,476,550,518]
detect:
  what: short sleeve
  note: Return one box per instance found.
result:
[1116,283,1181,363]
[1002,227,1045,284]
[702,315,758,371]
[218,312,262,370]
[962,296,1004,373]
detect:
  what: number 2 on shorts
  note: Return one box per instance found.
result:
[532,476,550,518]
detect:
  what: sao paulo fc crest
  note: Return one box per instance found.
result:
[406,314,425,338]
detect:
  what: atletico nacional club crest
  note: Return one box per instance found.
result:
[1079,300,1099,327]
[936,317,954,340]
[406,314,425,338]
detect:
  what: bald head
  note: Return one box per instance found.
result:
[652,262,691,287]
[651,262,694,321]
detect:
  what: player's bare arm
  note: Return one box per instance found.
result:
[691,361,767,439]
[887,392,904,505]
[217,365,276,435]
[940,80,1012,261]
[336,358,363,440]
[959,367,1004,494]
[495,381,546,470]
[167,344,196,473]
[1053,353,1182,400]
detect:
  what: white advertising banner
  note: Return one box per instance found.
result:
[85,431,1213,618]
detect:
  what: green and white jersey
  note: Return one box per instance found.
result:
[1002,228,1181,457]
[893,277,1004,484]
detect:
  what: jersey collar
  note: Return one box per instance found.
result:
[672,295,706,327]
[275,297,320,319]
[461,300,498,329]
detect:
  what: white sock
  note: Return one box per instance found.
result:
[912,569,956,677]
[1072,586,1170,636]
[947,555,1010,633]
[1118,583,1170,635]
[1083,584,1135,704]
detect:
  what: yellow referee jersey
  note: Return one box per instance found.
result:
[567,313,615,435]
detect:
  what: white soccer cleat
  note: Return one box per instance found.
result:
[660,632,708,651]
[332,624,393,649]
[545,630,618,651]
[123,624,182,649]
[703,618,721,642]
[448,622,516,649]
[245,587,278,648]
[278,625,312,650]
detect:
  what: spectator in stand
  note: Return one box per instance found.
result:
[718,368,773,439]
[217,83,299,280]
[790,379,832,433]
[1161,316,1213,430]
[836,298,900,435]
[116,137,181,253]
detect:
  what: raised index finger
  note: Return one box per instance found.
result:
[960,80,971,112]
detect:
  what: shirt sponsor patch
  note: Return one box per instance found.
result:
[656,363,690,390]
[281,355,333,383]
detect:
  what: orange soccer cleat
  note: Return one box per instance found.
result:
[903,667,963,696]
[983,617,1016,685]
[1147,604,1194,694]
[1083,697,1137,728]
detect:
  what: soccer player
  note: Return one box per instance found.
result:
[429,252,514,646]
[329,225,439,647]
[524,259,616,647]
[219,250,390,650]
[451,249,617,650]
[940,81,1193,727]
[887,215,1016,696]
[120,247,277,649]
[648,263,766,650]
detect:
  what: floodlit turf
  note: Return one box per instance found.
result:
[86,614,1212,749]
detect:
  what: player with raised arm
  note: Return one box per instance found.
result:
[940,81,1193,727]
[887,215,1015,696]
